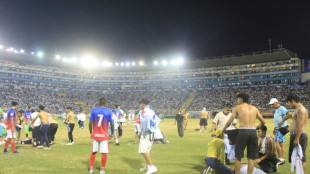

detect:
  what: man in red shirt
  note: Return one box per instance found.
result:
[3,101,19,155]
[89,97,115,174]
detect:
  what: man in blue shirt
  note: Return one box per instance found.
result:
[24,106,32,140]
[269,98,291,165]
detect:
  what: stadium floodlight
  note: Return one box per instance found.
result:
[37,52,44,57]
[139,61,144,66]
[115,62,119,66]
[126,62,130,67]
[178,57,184,65]
[55,55,61,60]
[6,48,11,52]
[20,49,24,53]
[170,59,177,65]
[162,60,167,66]
[14,50,18,53]
[63,57,68,62]
[120,62,124,66]
[31,52,34,55]
[80,54,99,68]
[72,57,77,63]
[132,62,136,66]
[0,45,3,49]
[154,61,158,66]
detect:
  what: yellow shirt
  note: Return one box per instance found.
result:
[207,138,225,164]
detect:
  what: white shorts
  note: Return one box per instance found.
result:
[92,140,109,153]
[134,123,141,133]
[6,130,16,139]
[139,133,153,154]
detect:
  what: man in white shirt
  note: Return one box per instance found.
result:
[78,110,86,129]
[31,109,41,147]
[212,103,237,164]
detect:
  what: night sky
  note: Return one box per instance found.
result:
[0,1,309,61]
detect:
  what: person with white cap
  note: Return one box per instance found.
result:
[268,98,291,165]
[199,107,209,133]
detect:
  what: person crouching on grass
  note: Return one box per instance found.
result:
[205,129,233,174]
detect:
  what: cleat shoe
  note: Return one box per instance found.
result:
[3,150,10,154]
[115,143,120,146]
[13,151,20,155]
[146,165,157,174]
[89,170,93,174]
[44,147,51,150]
[66,143,73,145]
[100,171,106,174]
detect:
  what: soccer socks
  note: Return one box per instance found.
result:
[115,139,119,143]
[101,153,107,168]
[90,152,97,167]
[11,142,17,152]
[26,134,28,138]
[4,141,9,150]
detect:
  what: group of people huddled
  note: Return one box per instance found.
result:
[0,102,82,152]
[199,92,307,174]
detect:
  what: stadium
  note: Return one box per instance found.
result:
[0,44,309,174]
[1,1,310,174]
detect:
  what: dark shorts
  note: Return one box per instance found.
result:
[200,118,208,126]
[289,133,307,163]
[235,128,258,160]
[16,126,21,133]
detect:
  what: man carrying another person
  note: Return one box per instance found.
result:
[223,92,265,174]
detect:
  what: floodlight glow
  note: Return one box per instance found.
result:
[80,54,99,68]
[6,48,10,52]
[14,50,18,53]
[170,59,177,65]
[178,57,184,65]
[120,62,124,66]
[72,57,77,63]
[10,47,14,51]
[55,55,61,60]
[132,62,136,66]
[31,52,34,55]
[37,52,44,57]
[0,45,3,49]
[115,62,119,66]
[139,61,144,66]
[162,60,167,66]
[126,62,130,67]
[20,49,24,53]
[63,57,68,62]
[154,61,158,66]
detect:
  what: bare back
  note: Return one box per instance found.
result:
[200,111,209,119]
[38,111,49,124]
[235,103,261,128]
[67,111,75,123]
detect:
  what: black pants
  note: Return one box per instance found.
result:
[48,123,58,142]
[118,122,123,137]
[177,120,184,138]
[33,126,40,142]
[68,123,75,143]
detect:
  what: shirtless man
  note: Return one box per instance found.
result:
[223,92,265,174]
[199,108,209,133]
[47,114,58,144]
[31,105,50,149]
[66,107,75,145]
[278,94,308,172]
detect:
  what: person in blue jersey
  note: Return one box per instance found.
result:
[89,97,114,174]
[114,105,123,138]
[24,106,32,140]
[3,101,19,155]
[110,110,120,146]
[268,98,291,165]
[139,98,160,174]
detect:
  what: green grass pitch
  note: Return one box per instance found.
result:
[0,118,309,174]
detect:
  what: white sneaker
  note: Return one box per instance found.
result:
[36,145,43,149]
[44,147,51,150]
[146,165,157,174]
[66,143,73,145]
[89,170,93,174]
[140,165,148,172]
[99,171,106,174]
[199,130,202,133]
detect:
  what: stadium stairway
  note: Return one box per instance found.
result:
[179,90,197,113]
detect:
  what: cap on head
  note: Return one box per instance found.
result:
[214,129,223,137]
[268,98,278,105]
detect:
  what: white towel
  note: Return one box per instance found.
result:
[260,135,270,154]
[291,144,304,174]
